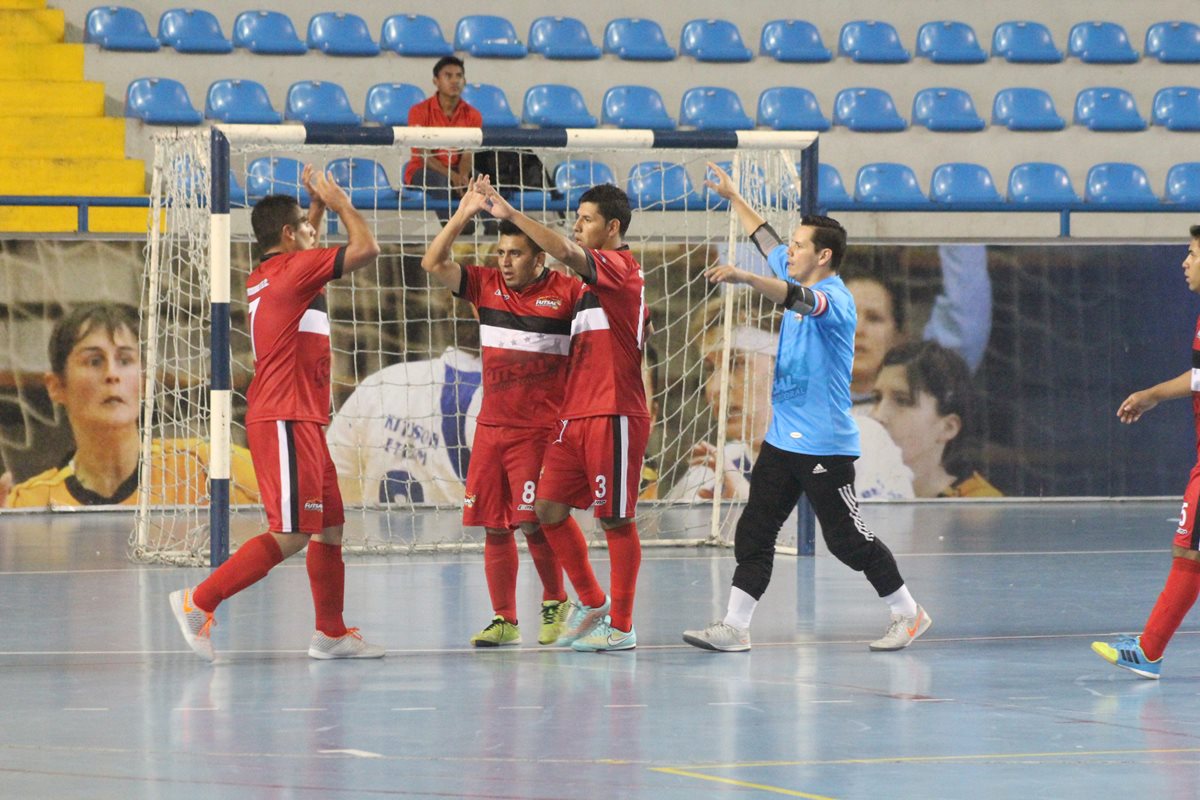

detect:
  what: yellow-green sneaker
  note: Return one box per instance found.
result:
[470,615,521,648]
[538,599,570,645]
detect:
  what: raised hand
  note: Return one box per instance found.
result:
[479,177,516,220]
[704,161,737,200]
[704,264,751,285]
[301,164,324,208]
[309,168,352,211]
[458,175,490,217]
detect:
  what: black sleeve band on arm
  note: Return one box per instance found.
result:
[332,246,346,279]
[749,223,784,259]
[781,282,818,315]
[580,248,598,285]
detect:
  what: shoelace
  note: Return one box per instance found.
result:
[197,614,215,638]
[482,618,506,633]
[344,627,363,640]
[541,603,562,626]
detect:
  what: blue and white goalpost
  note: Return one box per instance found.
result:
[134,125,819,566]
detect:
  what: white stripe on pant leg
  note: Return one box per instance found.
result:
[617,415,630,518]
[838,484,874,540]
[277,420,292,532]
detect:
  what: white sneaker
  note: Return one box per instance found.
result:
[308,628,386,659]
[169,588,215,662]
[682,621,751,652]
[869,605,932,651]
[554,596,611,646]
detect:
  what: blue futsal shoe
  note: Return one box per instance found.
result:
[554,596,611,646]
[1091,635,1162,679]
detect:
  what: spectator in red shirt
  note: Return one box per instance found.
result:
[403,56,482,207]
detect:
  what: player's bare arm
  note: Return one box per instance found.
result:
[301,164,327,233]
[309,170,380,273]
[420,176,488,290]
[1118,371,1192,424]
[706,161,767,237]
[705,264,789,305]
[482,184,590,275]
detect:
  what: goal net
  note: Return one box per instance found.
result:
[132,125,817,565]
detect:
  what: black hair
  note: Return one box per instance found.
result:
[881,340,978,480]
[49,302,139,377]
[497,220,542,253]
[250,194,303,251]
[578,184,632,236]
[433,55,465,77]
[800,214,847,270]
[1190,224,1200,239]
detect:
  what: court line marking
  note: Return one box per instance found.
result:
[62,707,108,712]
[652,767,837,799]
[669,746,1200,770]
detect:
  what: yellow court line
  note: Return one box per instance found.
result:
[652,767,839,799]
[673,746,1200,770]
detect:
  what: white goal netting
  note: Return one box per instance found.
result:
[133,127,813,564]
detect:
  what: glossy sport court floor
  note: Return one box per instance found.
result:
[3,500,1200,799]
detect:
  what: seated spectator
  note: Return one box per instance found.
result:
[3,302,258,508]
[870,340,1001,497]
[403,55,482,205]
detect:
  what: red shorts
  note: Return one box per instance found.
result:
[537,415,649,519]
[463,423,550,529]
[1173,462,1200,550]
[247,420,345,534]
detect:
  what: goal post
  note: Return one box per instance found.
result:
[134,124,819,566]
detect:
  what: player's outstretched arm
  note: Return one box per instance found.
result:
[421,176,488,290]
[301,164,327,234]
[705,161,766,237]
[481,183,590,275]
[309,170,380,274]
[1118,371,1192,424]
[704,264,789,304]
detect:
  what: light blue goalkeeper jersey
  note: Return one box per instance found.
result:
[764,244,861,457]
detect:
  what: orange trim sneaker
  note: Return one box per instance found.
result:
[869,604,932,651]
[308,628,386,659]
[169,588,215,662]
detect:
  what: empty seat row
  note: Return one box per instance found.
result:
[85,8,1200,64]
[127,76,1200,135]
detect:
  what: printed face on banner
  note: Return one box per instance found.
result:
[46,324,141,434]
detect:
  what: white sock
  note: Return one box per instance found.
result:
[883,585,918,618]
[722,586,757,630]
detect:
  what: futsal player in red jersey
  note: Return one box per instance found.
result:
[169,165,385,662]
[1093,225,1200,679]
[422,177,584,647]
[482,181,649,652]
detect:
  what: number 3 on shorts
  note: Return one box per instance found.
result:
[594,474,607,500]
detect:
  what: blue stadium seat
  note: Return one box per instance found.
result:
[1007,162,1081,206]
[929,163,1002,204]
[285,81,361,124]
[833,88,907,131]
[158,9,232,53]
[1166,162,1200,203]
[912,88,985,132]
[85,6,160,51]
[125,77,202,125]
[680,19,753,62]
[603,18,676,61]
[759,19,832,62]
[601,86,675,130]
[229,170,247,207]
[326,158,400,209]
[364,83,425,126]
[991,88,1065,131]
[1151,86,1200,131]
[461,83,519,127]
[205,79,282,124]
[1068,21,1139,63]
[1145,21,1200,63]
[379,14,453,57]
[1074,87,1146,131]
[454,15,527,58]
[679,87,753,130]
[838,20,910,63]
[233,11,307,55]
[854,163,928,205]
[306,12,379,56]
[1085,163,1158,205]
[555,159,617,206]
[627,161,703,210]
[528,16,601,60]
[246,157,310,204]
[818,164,851,204]
[757,87,830,131]
[916,21,987,63]
[523,84,597,128]
[991,21,1062,63]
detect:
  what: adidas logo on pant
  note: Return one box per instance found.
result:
[812,463,827,474]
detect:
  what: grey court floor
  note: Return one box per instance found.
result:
[3,500,1200,800]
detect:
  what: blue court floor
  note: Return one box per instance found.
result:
[3,500,1200,799]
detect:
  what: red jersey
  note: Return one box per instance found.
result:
[560,247,649,420]
[1193,314,1200,459]
[244,247,344,425]
[456,265,583,428]
[403,95,483,184]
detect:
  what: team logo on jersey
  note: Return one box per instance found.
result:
[303,499,323,512]
[493,289,510,300]
[464,493,477,508]
[535,297,563,309]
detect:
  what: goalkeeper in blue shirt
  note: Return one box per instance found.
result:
[683,163,931,653]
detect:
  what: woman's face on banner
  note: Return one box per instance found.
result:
[871,364,957,475]
[848,278,901,386]
[48,323,141,434]
[702,342,774,445]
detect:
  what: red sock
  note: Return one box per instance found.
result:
[541,516,605,608]
[484,532,519,623]
[1141,557,1200,660]
[306,541,347,637]
[523,527,566,602]
[604,522,641,632]
[193,532,284,612]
